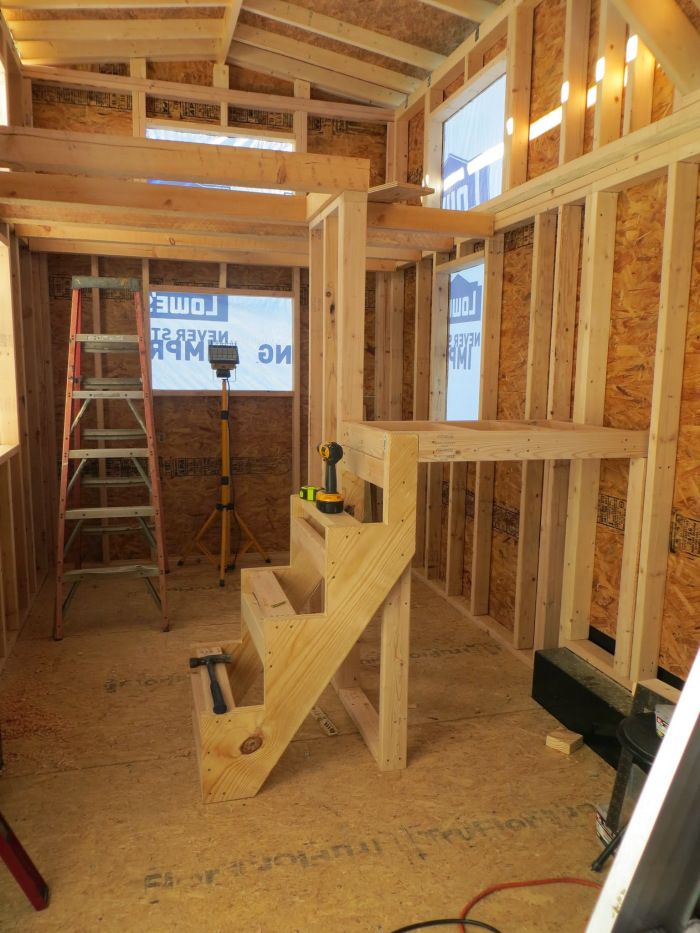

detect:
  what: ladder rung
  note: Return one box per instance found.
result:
[62,563,159,581]
[82,476,147,487]
[75,334,139,353]
[82,428,146,440]
[64,506,155,520]
[72,276,140,291]
[73,390,144,399]
[82,377,142,388]
[83,523,154,535]
[69,448,150,459]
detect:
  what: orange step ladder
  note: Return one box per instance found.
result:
[54,276,168,639]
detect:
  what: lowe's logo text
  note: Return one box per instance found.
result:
[149,292,228,323]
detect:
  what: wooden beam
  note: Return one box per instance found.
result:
[0,172,309,225]
[4,0,218,6]
[378,564,411,770]
[534,204,583,651]
[234,23,418,95]
[514,211,556,649]
[292,267,301,492]
[614,456,646,678]
[429,254,450,421]
[9,19,222,41]
[622,36,656,135]
[0,127,370,193]
[416,0,499,19]
[559,0,591,164]
[243,0,443,71]
[388,271,405,420]
[321,211,339,444]
[374,272,389,419]
[23,65,395,123]
[631,161,699,679]
[611,0,700,95]
[17,39,219,64]
[413,257,432,568]
[560,191,618,643]
[336,192,368,426]
[220,0,244,63]
[227,42,407,107]
[593,0,627,150]
[503,6,534,189]
[470,234,503,616]
[445,461,467,595]
[307,227,323,485]
[367,202,493,238]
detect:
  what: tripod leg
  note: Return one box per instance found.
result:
[234,511,271,563]
[178,508,218,567]
[219,507,229,587]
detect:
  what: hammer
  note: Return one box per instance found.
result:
[189,652,231,715]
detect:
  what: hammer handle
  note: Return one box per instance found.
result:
[206,666,227,715]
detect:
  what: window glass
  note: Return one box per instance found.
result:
[149,291,293,392]
[442,74,506,211]
[145,126,294,194]
[446,264,484,420]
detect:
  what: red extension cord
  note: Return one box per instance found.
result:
[459,877,603,928]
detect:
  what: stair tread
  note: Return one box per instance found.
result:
[249,569,296,617]
[65,505,155,519]
[297,497,358,528]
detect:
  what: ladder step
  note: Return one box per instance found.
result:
[82,476,147,488]
[73,389,144,399]
[83,523,154,535]
[82,428,146,440]
[64,506,155,520]
[69,448,150,459]
[82,377,142,388]
[75,334,139,352]
[62,563,160,582]
[190,645,236,718]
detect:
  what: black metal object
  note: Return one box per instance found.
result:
[189,653,232,715]
[532,648,633,768]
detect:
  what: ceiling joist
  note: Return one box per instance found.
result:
[1,0,221,7]
[0,127,370,193]
[240,0,443,71]
[15,39,219,64]
[6,18,222,42]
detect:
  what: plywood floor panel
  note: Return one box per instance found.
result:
[1,565,612,932]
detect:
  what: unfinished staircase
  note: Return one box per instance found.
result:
[190,431,417,802]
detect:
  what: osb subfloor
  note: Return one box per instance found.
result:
[0,560,613,932]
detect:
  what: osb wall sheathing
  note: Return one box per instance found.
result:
[660,176,700,679]
[32,65,133,135]
[407,109,424,187]
[308,120,387,188]
[590,178,666,641]
[47,254,294,561]
[488,225,533,630]
[527,0,565,180]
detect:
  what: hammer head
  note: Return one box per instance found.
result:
[189,653,231,669]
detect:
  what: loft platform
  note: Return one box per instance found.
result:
[341,419,650,463]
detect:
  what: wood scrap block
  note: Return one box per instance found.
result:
[546,728,584,755]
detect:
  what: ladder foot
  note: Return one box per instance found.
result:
[219,580,225,588]
[265,558,271,564]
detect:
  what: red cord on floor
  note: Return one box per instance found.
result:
[459,877,603,927]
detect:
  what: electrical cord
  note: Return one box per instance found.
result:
[460,876,602,921]
[390,920,502,933]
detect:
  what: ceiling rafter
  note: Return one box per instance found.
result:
[1,1,222,7]
[415,0,497,19]
[219,0,243,63]
[610,0,700,95]
[240,0,443,71]
[15,38,219,64]
[228,41,407,106]
[233,22,418,95]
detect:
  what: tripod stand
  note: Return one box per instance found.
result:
[178,378,269,586]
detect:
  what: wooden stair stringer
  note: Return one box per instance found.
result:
[193,432,419,802]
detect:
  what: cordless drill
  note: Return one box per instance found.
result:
[316,442,344,514]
